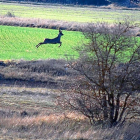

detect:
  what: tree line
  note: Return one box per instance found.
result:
[6,0,140,6]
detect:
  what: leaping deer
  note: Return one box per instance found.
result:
[36,29,64,48]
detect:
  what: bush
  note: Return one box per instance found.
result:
[5,12,15,17]
[59,20,140,127]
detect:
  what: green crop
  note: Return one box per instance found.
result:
[0,25,84,60]
[0,25,140,61]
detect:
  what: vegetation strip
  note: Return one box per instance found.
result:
[0,17,85,31]
[0,2,140,24]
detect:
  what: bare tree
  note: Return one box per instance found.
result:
[58,20,140,127]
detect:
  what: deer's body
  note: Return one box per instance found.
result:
[36,29,64,48]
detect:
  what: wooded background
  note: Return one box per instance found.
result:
[3,0,140,6]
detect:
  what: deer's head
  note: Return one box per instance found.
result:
[59,29,64,36]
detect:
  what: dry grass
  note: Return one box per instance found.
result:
[0,16,86,31]
[0,86,139,139]
[0,112,86,128]
[0,59,140,139]
[0,112,139,139]
[0,59,78,89]
[0,16,139,36]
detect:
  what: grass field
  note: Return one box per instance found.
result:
[0,25,140,60]
[0,2,140,23]
[0,25,84,60]
[0,2,140,60]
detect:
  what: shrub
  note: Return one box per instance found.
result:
[5,12,15,17]
[58,20,140,127]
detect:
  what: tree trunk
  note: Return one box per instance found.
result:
[110,105,115,125]
[102,95,108,120]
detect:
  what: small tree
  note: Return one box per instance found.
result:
[59,20,140,127]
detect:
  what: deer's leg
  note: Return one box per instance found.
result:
[36,43,40,48]
[58,42,62,47]
[36,42,44,48]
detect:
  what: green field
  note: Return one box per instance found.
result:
[0,25,83,60]
[0,2,140,23]
[0,25,140,61]
[0,2,140,60]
